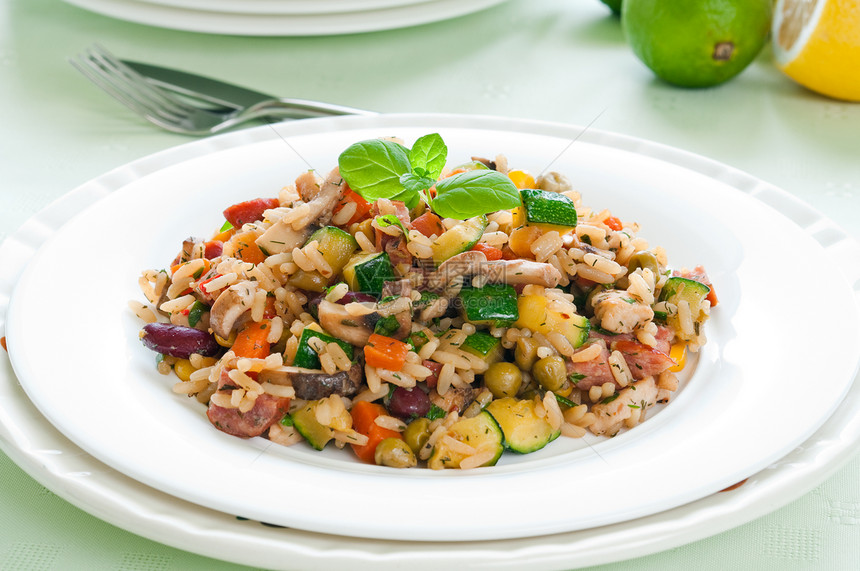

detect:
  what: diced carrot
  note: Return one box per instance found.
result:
[350,400,403,464]
[706,287,719,307]
[411,211,445,238]
[333,188,372,226]
[470,242,503,261]
[170,258,211,276]
[604,216,623,231]
[223,198,280,228]
[231,320,271,359]
[211,226,236,243]
[1,336,6,351]
[227,232,267,265]
[364,333,409,371]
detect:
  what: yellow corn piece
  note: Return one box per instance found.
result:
[174,358,195,382]
[554,381,574,399]
[669,343,687,372]
[508,169,535,189]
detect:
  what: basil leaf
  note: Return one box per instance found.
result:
[390,185,421,209]
[400,172,435,194]
[408,133,447,180]
[338,139,411,201]
[375,214,409,239]
[432,170,522,219]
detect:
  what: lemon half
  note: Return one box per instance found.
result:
[772,0,860,101]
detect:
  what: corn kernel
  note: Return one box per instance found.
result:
[174,358,195,382]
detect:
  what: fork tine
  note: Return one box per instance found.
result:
[69,54,167,123]
[87,44,197,117]
[73,44,204,131]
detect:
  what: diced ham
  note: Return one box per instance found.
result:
[567,344,614,391]
[207,394,290,438]
[372,200,413,267]
[613,339,676,380]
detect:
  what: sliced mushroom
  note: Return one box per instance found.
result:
[255,219,310,256]
[291,361,363,400]
[293,167,345,229]
[317,300,374,346]
[209,280,257,339]
[257,363,363,400]
[489,258,562,288]
[427,251,562,291]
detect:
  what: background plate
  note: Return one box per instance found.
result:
[62,0,509,35]
[6,114,860,542]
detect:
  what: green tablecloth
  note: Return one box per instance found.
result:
[2,0,858,569]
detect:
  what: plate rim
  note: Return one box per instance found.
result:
[5,113,860,544]
[1,113,859,568]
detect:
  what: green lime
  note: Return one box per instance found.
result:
[621,0,772,88]
[599,0,622,16]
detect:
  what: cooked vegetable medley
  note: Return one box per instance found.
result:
[132,133,717,470]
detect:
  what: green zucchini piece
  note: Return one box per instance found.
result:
[458,284,518,327]
[485,397,560,454]
[518,189,578,228]
[431,215,487,265]
[659,276,711,304]
[292,400,334,451]
[461,331,503,366]
[342,252,395,297]
[293,327,354,370]
[427,410,504,469]
[658,276,710,340]
[288,226,358,292]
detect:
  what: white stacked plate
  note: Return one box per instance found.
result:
[61,0,510,35]
[2,114,860,568]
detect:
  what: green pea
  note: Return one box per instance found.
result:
[374,438,417,468]
[402,417,431,455]
[532,355,566,392]
[514,337,539,371]
[483,362,523,399]
[627,251,660,276]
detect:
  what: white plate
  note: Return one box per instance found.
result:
[62,0,509,35]
[1,114,859,568]
[134,0,437,16]
[6,115,860,542]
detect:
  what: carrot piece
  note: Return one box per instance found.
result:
[227,232,267,265]
[364,334,410,371]
[333,188,372,226]
[411,211,445,238]
[231,320,271,359]
[211,226,236,243]
[604,216,623,231]
[350,400,403,464]
[1,336,6,351]
[470,242,503,261]
[223,198,280,228]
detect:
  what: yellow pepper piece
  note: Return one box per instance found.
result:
[669,343,687,372]
[508,169,535,189]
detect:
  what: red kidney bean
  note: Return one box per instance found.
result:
[388,386,431,419]
[140,323,220,358]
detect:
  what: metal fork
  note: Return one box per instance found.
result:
[70,45,373,136]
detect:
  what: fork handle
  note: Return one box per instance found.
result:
[252,98,376,118]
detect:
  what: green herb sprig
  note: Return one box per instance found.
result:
[337,133,521,220]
